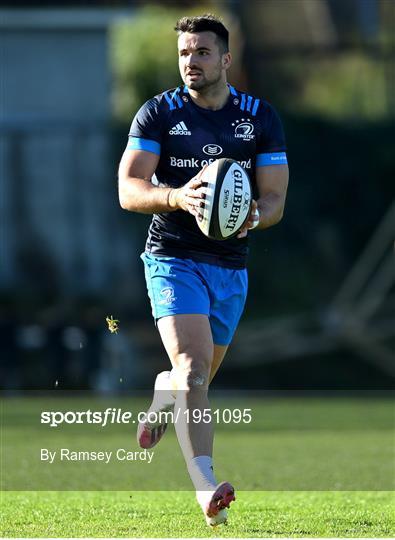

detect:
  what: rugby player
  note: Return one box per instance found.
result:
[118,14,289,526]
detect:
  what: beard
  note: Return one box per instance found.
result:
[184,66,222,92]
[187,78,208,90]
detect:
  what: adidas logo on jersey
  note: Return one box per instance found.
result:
[169,121,191,136]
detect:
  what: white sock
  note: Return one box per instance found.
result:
[187,455,217,492]
[146,371,176,426]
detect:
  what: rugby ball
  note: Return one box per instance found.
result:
[197,158,252,240]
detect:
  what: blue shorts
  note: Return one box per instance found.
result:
[141,253,248,346]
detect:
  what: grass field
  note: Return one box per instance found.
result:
[2,490,394,537]
[1,395,394,537]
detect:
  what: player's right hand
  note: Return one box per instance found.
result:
[237,200,260,238]
[169,165,208,218]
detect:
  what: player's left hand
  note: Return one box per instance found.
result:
[237,200,260,238]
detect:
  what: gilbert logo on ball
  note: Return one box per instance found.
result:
[197,158,252,240]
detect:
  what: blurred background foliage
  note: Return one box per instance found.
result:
[110,6,182,121]
[110,2,394,123]
[281,53,390,121]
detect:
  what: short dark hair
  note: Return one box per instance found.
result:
[175,14,229,53]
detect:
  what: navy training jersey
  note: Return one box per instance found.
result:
[128,84,287,269]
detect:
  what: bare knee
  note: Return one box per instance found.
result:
[172,353,210,392]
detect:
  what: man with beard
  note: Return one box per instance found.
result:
[118,14,289,526]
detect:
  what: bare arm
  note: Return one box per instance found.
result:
[118,149,204,215]
[255,164,289,229]
[118,149,170,213]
